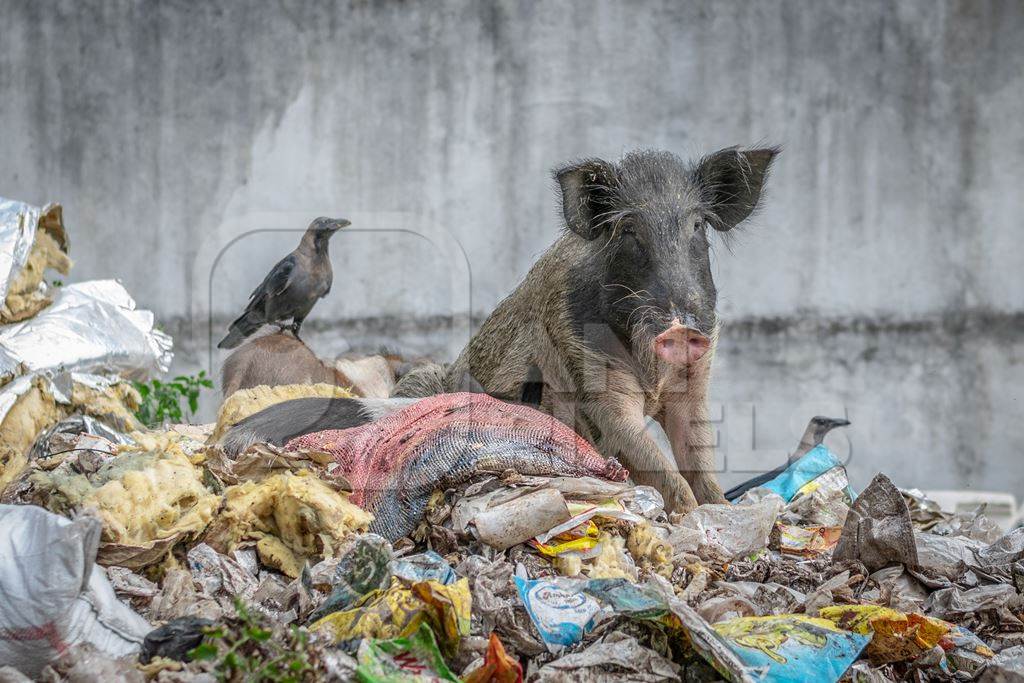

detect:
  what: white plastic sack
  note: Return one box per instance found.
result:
[0,505,150,676]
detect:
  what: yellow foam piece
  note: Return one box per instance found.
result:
[210,382,354,442]
[89,443,219,548]
[206,470,372,578]
[0,379,62,491]
[584,531,636,581]
[628,522,674,577]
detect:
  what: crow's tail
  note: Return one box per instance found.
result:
[217,309,265,349]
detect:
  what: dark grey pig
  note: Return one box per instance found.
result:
[405,147,778,513]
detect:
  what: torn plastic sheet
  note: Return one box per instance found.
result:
[980,645,1024,682]
[0,505,150,678]
[0,279,172,383]
[531,631,680,682]
[675,495,783,560]
[712,614,871,683]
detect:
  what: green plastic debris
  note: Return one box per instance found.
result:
[355,624,458,683]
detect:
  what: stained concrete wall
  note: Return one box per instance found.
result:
[2,1,1022,496]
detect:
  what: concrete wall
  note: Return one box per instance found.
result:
[3,1,1022,496]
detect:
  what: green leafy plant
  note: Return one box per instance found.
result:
[133,370,214,427]
[189,599,314,682]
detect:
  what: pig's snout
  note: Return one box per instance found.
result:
[653,323,710,365]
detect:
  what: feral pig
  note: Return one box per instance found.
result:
[220,332,396,399]
[395,147,778,513]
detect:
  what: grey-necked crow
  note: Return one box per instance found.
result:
[217,216,349,349]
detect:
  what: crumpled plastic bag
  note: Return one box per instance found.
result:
[309,534,393,622]
[674,495,783,560]
[531,631,679,682]
[833,473,918,572]
[355,623,459,683]
[979,645,1024,682]
[0,505,150,677]
[456,556,545,656]
[819,605,950,663]
[139,616,214,664]
[913,532,985,581]
[311,576,471,657]
[925,584,1019,620]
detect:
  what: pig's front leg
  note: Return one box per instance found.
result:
[657,357,726,505]
[586,397,699,514]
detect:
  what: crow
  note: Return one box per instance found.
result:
[724,415,851,501]
[217,217,350,349]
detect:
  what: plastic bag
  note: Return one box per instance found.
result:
[311,577,471,656]
[355,624,459,683]
[0,505,150,677]
[712,614,870,683]
[513,576,605,652]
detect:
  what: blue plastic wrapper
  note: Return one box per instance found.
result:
[513,576,604,652]
[761,445,856,503]
[712,615,870,683]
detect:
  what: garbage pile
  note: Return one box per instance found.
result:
[1,199,1023,682]
[0,198,171,495]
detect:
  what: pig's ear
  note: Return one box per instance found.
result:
[557,159,618,240]
[695,147,779,231]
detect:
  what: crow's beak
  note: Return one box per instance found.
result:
[328,218,351,232]
[812,416,851,429]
